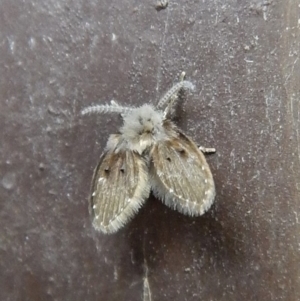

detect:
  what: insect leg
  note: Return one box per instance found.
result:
[199,146,216,153]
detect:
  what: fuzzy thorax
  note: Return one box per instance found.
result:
[120,104,167,154]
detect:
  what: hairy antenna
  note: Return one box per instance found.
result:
[81,104,134,116]
[157,80,195,110]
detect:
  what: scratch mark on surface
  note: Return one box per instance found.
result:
[289,92,300,165]
[284,57,299,85]
[229,148,236,170]
[155,7,170,99]
[265,90,273,131]
[248,170,261,183]
[214,0,219,25]
[285,52,300,163]
[142,232,152,301]
[297,100,300,164]
[143,266,152,301]
[263,5,268,21]
[293,211,299,224]
[114,265,118,281]
[111,33,117,41]
[130,249,135,264]
[7,37,15,54]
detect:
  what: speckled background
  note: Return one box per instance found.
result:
[1,0,299,300]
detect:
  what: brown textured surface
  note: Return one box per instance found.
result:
[1,0,299,300]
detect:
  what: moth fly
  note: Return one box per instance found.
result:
[81,72,216,234]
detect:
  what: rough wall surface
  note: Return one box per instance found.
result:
[1,0,299,300]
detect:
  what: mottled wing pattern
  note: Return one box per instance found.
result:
[90,148,150,233]
[150,132,215,216]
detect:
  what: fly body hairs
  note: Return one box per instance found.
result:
[81,72,216,234]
